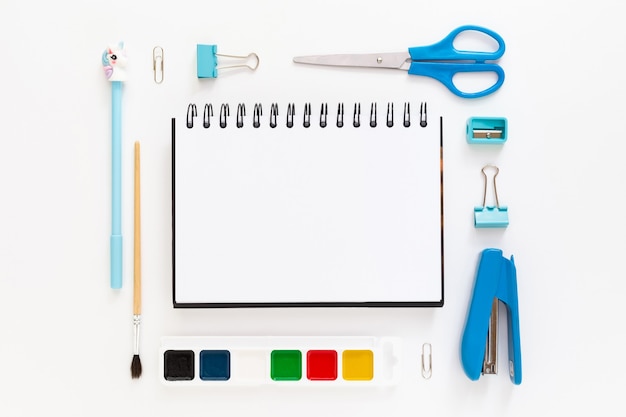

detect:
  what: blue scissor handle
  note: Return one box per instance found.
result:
[409,62,505,99]
[409,25,505,62]
[408,25,506,98]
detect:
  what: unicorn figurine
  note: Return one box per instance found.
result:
[102,42,127,82]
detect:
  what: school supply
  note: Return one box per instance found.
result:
[172,101,444,307]
[419,102,427,127]
[421,343,432,379]
[196,44,259,78]
[131,141,143,379]
[466,117,507,144]
[293,25,505,99]
[101,42,127,289]
[160,336,401,386]
[461,248,521,385]
[474,165,509,228]
[153,46,164,84]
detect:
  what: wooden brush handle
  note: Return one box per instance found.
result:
[133,141,141,315]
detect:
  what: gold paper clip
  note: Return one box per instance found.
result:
[153,46,164,84]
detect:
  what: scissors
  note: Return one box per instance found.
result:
[293,25,505,99]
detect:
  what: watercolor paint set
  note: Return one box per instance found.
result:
[160,336,401,386]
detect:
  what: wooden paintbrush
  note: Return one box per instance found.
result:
[131,141,142,378]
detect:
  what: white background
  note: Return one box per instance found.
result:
[1,0,624,415]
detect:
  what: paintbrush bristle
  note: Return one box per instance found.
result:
[131,354,142,379]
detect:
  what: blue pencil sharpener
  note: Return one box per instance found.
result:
[467,117,507,144]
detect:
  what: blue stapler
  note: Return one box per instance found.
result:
[461,248,522,385]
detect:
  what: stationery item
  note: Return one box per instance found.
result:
[172,102,444,307]
[102,42,127,289]
[196,44,259,78]
[293,25,505,99]
[421,343,432,379]
[131,141,142,379]
[153,46,164,84]
[419,102,427,127]
[461,248,521,385]
[203,104,213,128]
[467,117,507,144]
[186,103,197,128]
[474,165,509,228]
[160,336,401,386]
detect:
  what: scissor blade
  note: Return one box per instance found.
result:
[293,53,411,70]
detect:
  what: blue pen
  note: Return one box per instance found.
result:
[102,42,127,289]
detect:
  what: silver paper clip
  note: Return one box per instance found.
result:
[474,165,509,228]
[153,46,164,84]
[421,343,432,379]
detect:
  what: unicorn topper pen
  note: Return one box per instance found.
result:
[102,42,127,289]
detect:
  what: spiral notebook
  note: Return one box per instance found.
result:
[172,101,444,308]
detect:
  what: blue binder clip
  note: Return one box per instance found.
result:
[461,248,521,385]
[474,165,508,228]
[197,44,259,78]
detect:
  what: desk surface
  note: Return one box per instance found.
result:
[1,1,625,415]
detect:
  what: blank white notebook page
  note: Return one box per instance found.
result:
[173,102,442,306]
